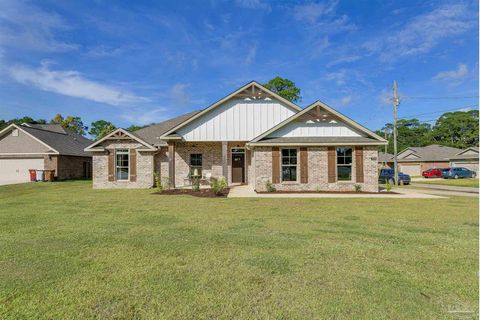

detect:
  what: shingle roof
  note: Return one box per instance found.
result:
[20,124,92,157]
[450,147,479,160]
[251,136,382,145]
[378,152,394,162]
[398,144,462,162]
[132,111,200,146]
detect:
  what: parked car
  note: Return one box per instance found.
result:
[379,168,411,185]
[441,167,476,179]
[422,168,442,178]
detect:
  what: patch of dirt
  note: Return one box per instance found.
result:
[153,188,230,198]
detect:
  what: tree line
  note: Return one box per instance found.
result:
[376,109,479,152]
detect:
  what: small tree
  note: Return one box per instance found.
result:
[264,77,301,102]
[90,120,117,139]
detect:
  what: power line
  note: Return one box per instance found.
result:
[398,105,478,119]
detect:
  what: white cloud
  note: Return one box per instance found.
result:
[0,0,78,52]
[170,83,191,107]
[9,62,146,105]
[339,95,352,106]
[244,44,257,65]
[293,1,337,24]
[364,3,475,61]
[235,0,271,11]
[326,55,361,67]
[433,64,468,81]
[325,69,347,85]
[120,108,167,125]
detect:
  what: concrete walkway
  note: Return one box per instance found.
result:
[227,185,445,199]
[410,183,478,194]
[402,187,478,198]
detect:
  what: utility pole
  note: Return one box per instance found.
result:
[393,80,400,185]
[384,128,388,167]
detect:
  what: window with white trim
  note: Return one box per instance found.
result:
[336,147,352,181]
[116,149,129,180]
[281,148,297,181]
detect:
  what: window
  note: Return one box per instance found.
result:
[190,154,202,177]
[116,149,129,180]
[337,148,352,181]
[281,149,297,181]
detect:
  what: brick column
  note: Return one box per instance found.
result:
[168,141,175,188]
[222,141,228,181]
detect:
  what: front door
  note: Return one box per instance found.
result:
[232,152,245,183]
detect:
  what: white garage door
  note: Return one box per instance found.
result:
[399,164,421,176]
[0,158,44,182]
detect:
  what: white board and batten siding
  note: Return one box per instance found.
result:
[177,98,296,141]
[269,120,364,138]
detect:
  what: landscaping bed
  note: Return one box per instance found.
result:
[153,188,230,197]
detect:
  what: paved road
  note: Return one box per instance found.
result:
[410,183,478,194]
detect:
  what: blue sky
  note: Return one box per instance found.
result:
[0,0,478,134]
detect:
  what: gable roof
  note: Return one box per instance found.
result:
[133,110,200,146]
[84,128,156,152]
[84,110,200,151]
[0,123,92,156]
[450,146,479,160]
[397,144,462,162]
[159,81,303,139]
[248,100,387,145]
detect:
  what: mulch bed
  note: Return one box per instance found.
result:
[256,190,398,194]
[152,188,230,198]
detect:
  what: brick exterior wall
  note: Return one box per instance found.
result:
[254,146,379,192]
[92,140,154,189]
[44,155,92,180]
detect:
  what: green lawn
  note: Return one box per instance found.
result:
[0,181,478,319]
[415,178,479,188]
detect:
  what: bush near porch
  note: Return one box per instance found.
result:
[0,181,477,319]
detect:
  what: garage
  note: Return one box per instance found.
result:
[451,161,478,173]
[0,158,44,183]
[399,164,421,176]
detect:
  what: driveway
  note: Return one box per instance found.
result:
[228,185,444,199]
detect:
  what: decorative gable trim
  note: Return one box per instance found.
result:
[248,100,387,145]
[84,128,156,152]
[159,81,303,139]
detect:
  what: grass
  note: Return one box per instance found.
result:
[415,178,479,188]
[0,181,478,319]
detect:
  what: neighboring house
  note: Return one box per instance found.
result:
[0,123,92,183]
[85,81,387,192]
[378,151,394,168]
[396,144,462,176]
[449,147,479,173]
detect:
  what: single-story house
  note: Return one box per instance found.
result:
[0,123,92,183]
[396,144,462,176]
[378,151,394,168]
[449,147,479,173]
[85,81,387,192]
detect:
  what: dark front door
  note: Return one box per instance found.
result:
[232,153,245,183]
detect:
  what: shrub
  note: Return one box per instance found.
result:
[385,182,392,192]
[153,172,163,193]
[192,176,200,192]
[265,180,276,192]
[354,184,362,192]
[210,176,227,195]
